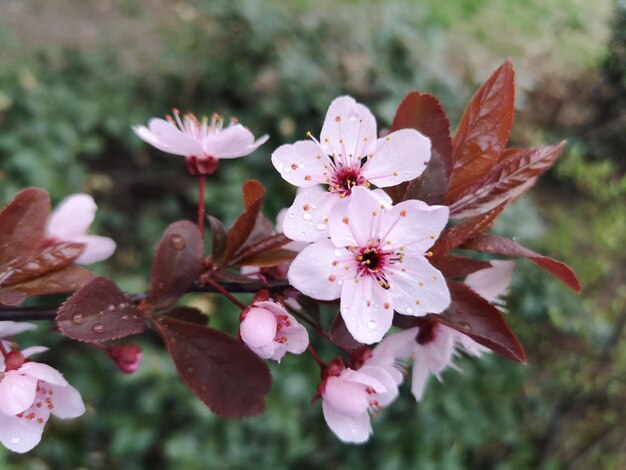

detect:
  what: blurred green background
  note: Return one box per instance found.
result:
[1,0,625,468]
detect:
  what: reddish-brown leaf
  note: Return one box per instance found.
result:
[462,234,581,292]
[386,91,453,204]
[228,233,291,268]
[236,248,296,268]
[156,316,272,418]
[330,313,365,352]
[449,143,565,218]
[0,242,85,287]
[149,220,204,311]
[163,306,208,325]
[437,281,526,363]
[57,277,145,342]
[207,215,227,260]
[0,289,27,307]
[448,60,515,202]
[11,265,96,296]
[0,187,50,267]
[430,204,506,258]
[430,255,493,278]
[222,181,265,263]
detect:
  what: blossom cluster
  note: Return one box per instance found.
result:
[1,60,580,452]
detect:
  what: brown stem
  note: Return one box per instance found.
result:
[198,173,206,237]
[307,344,326,368]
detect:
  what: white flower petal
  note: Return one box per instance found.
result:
[328,187,381,248]
[204,124,266,159]
[465,260,515,302]
[340,275,393,345]
[323,376,369,417]
[361,129,431,187]
[288,240,354,300]
[388,256,450,315]
[410,352,432,402]
[149,118,204,157]
[0,322,36,339]
[282,188,338,243]
[132,125,172,153]
[359,365,398,407]
[20,346,48,359]
[49,383,85,419]
[0,411,45,453]
[322,400,371,444]
[382,200,449,254]
[240,308,278,349]
[271,140,329,187]
[47,194,96,240]
[18,363,68,387]
[0,372,38,415]
[72,235,117,264]
[320,96,377,163]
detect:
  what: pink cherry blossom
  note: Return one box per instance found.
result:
[272,95,431,242]
[239,300,309,362]
[319,358,398,444]
[0,351,85,453]
[288,187,450,344]
[386,260,517,400]
[133,110,268,174]
[46,194,117,265]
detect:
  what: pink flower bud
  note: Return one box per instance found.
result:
[106,344,143,374]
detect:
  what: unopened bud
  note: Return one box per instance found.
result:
[106,344,143,374]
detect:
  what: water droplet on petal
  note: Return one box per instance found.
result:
[10,436,20,445]
[169,235,186,250]
[367,320,377,330]
[303,213,313,220]
[72,313,85,325]
[337,280,344,286]
[316,223,327,231]
[406,307,414,314]
[334,249,342,257]
[121,314,129,320]
[288,213,295,219]
[93,323,105,333]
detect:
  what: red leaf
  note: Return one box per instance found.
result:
[448,60,515,202]
[222,181,265,263]
[437,281,526,363]
[156,316,271,418]
[0,289,27,307]
[330,313,365,352]
[449,143,565,218]
[228,233,291,268]
[386,91,453,204]
[207,215,227,260]
[236,248,296,268]
[163,306,208,325]
[11,265,96,296]
[0,242,85,287]
[0,188,50,267]
[56,277,145,342]
[430,204,506,258]
[430,255,493,278]
[462,234,581,292]
[149,220,204,311]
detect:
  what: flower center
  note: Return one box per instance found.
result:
[329,166,367,197]
[354,242,402,289]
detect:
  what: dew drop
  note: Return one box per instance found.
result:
[316,223,327,231]
[93,323,105,333]
[43,280,62,289]
[107,305,116,312]
[367,320,377,330]
[169,235,186,250]
[303,213,313,220]
[458,321,471,332]
[121,314,129,320]
[337,280,344,286]
[406,307,414,314]
[72,313,85,325]
[10,436,20,445]
[288,213,295,219]
[334,249,342,257]
[307,221,313,226]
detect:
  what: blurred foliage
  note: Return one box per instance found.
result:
[0,0,624,468]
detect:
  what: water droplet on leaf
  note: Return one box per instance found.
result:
[169,235,186,250]
[93,323,105,333]
[72,313,85,325]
